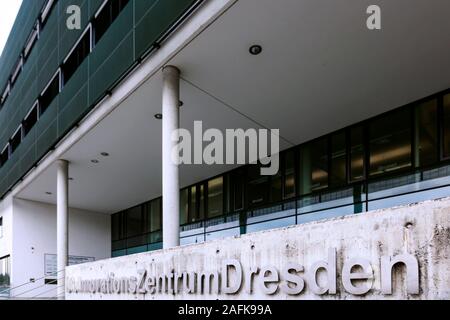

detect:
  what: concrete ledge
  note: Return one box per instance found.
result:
[66,197,450,300]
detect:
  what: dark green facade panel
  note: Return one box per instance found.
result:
[58,0,91,59]
[89,32,134,106]
[89,3,134,72]
[0,0,39,88]
[58,84,89,136]
[36,120,58,161]
[0,0,202,199]
[134,0,197,58]
[89,0,106,17]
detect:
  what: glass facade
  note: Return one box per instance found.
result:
[0,255,10,296]
[112,90,450,257]
[443,94,450,159]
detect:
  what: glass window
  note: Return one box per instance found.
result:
[180,188,189,225]
[199,185,206,218]
[10,127,22,155]
[62,29,91,85]
[1,83,10,106]
[111,212,125,241]
[190,186,197,221]
[149,199,161,232]
[284,150,296,198]
[369,108,412,176]
[230,169,245,211]
[145,198,162,232]
[23,104,39,137]
[350,126,365,182]
[299,138,328,195]
[10,57,23,86]
[0,146,9,168]
[247,165,269,206]
[415,99,438,167]
[208,177,223,218]
[0,255,10,288]
[94,0,130,44]
[181,185,206,224]
[125,206,143,238]
[330,132,347,187]
[24,24,39,59]
[443,94,450,159]
[40,0,55,25]
[270,171,282,203]
[39,73,60,116]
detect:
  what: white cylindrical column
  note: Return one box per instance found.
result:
[56,159,69,299]
[162,65,181,249]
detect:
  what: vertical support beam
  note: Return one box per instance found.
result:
[162,65,180,249]
[56,159,69,299]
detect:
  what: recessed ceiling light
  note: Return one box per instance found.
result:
[249,45,262,55]
[154,114,163,120]
[91,159,99,164]
[100,152,109,157]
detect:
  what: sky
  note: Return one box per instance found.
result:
[0,0,23,57]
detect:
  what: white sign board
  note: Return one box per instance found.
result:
[45,254,95,277]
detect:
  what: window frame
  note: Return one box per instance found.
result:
[441,93,450,161]
[38,69,61,116]
[10,56,24,86]
[40,0,55,26]
[0,144,9,167]
[23,23,40,60]
[9,125,23,155]
[1,82,11,106]
[22,101,39,138]
[62,24,93,86]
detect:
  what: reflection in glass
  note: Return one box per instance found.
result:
[180,189,188,225]
[247,165,269,206]
[111,212,123,241]
[415,99,438,167]
[208,177,223,218]
[350,126,365,182]
[284,151,296,198]
[231,169,245,211]
[270,171,282,202]
[126,206,142,238]
[299,138,328,195]
[369,109,412,176]
[444,94,450,158]
[149,198,161,232]
[330,132,347,187]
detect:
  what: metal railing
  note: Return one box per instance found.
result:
[0,269,66,300]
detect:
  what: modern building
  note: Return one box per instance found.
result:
[0,0,449,300]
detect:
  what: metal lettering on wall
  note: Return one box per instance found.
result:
[66,249,420,297]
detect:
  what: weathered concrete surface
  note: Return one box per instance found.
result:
[66,197,450,300]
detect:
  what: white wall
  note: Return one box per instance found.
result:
[10,198,111,298]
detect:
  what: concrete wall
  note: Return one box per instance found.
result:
[67,197,450,300]
[10,198,111,298]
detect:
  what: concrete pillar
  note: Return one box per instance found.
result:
[56,159,69,299]
[162,66,180,249]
